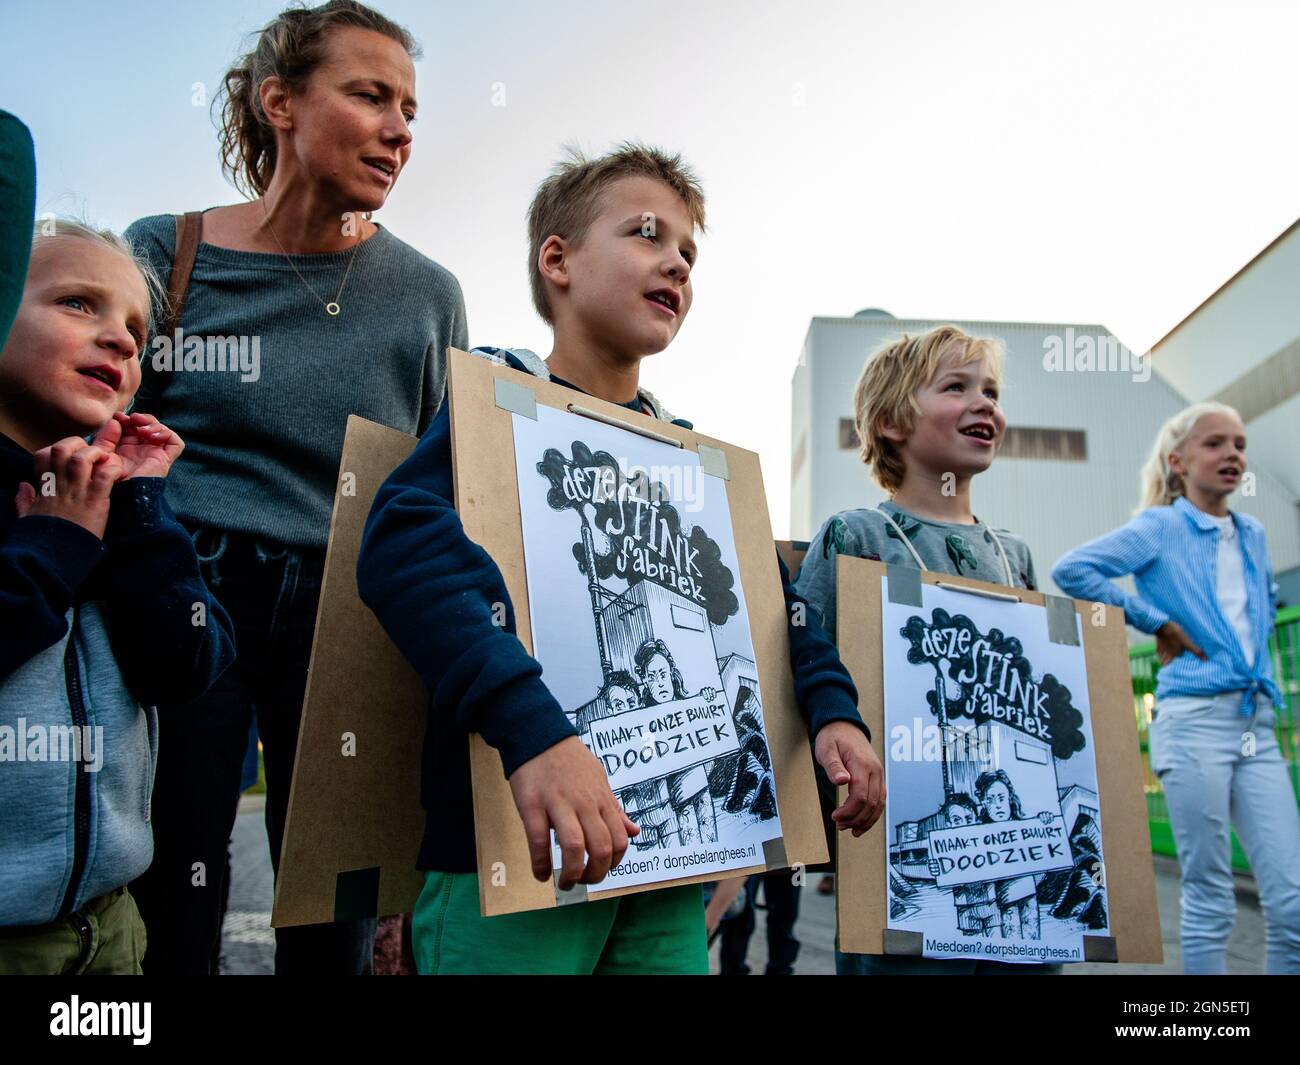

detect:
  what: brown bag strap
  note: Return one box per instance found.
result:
[163,211,203,337]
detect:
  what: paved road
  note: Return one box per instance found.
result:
[219,797,276,975]
[222,797,1266,975]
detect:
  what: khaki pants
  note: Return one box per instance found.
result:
[0,887,147,975]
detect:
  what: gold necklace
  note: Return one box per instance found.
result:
[260,198,362,316]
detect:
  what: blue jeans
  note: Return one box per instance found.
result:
[130,527,376,974]
[1150,691,1300,974]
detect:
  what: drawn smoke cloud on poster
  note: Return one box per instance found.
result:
[512,406,781,893]
[881,578,1109,963]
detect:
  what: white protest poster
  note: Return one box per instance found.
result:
[511,405,781,893]
[882,578,1109,964]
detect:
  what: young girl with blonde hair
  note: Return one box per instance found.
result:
[1053,402,1299,974]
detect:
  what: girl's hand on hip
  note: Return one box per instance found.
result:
[1155,620,1206,666]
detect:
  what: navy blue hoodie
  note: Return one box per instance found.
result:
[357,349,864,872]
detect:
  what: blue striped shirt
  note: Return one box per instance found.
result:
[1051,497,1282,713]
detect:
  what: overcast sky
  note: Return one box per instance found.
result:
[3,0,1296,535]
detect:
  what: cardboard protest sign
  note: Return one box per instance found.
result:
[272,416,423,929]
[452,352,831,913]
[510,400,782,894]
[835,557,1161,964]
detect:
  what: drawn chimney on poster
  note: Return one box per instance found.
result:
[578,519,614,679]
[933,664,955,800]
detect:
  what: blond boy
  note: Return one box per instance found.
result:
[794,324,1050,975]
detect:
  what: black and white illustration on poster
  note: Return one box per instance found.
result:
[881,578,1109,963]
[511,406,781,892]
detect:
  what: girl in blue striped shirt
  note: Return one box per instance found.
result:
[1052,402,1299,975]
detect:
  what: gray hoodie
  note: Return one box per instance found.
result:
[1,442,234,926]
[794,502,1037,641]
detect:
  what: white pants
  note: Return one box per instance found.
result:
[1150,692,1300,974]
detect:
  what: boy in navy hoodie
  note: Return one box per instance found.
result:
[0,219,234,974]
[358,144,883,975]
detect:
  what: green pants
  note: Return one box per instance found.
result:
[0,887,147,975]
[413,872,709,975]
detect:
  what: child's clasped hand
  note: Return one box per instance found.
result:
[14,413,184,539]
[97,411,185,480]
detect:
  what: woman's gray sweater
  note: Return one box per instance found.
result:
[126,214,468,548]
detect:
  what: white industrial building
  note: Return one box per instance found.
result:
[790,300,1300,602]
[1147,217,1300,604]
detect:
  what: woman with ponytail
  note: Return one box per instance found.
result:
[125,0,467,975]
[1052,403,1300,974]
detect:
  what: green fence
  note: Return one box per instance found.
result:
[1130,604,1300,873]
